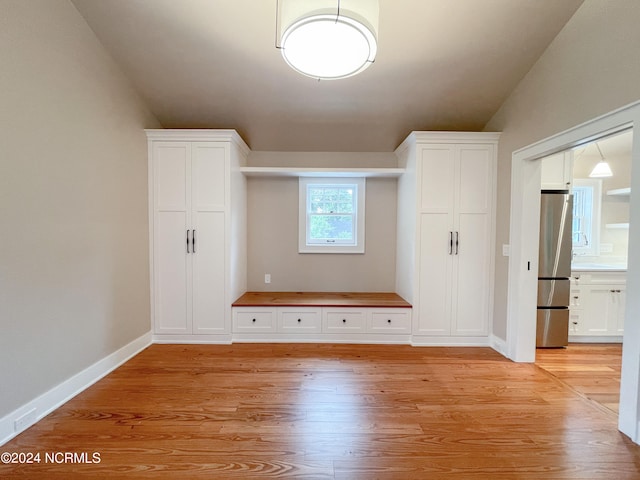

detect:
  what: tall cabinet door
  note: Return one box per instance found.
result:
[153,142,191,334]
[452,145,494,336]
[416,145,455,335]
[191,143,228,334]
[415,142,494,337]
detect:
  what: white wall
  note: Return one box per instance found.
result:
[0,0,159,417]
[485,0,640,340]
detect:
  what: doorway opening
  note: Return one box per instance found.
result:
[505,100,640,442]
[534,130,632,416]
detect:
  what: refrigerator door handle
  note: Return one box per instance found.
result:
[448,231,453,255]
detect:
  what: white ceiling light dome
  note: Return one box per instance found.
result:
[277,0,379,80]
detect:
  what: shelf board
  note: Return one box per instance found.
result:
[605,223,629,229]
[239,167,405,178]
[606,187,631,196]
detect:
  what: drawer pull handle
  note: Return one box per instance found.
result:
[387,319,392,323]
[252,318,256,322]
[342,319,347,323]
[297,318,302,323]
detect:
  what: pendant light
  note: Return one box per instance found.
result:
[589,143,613,178]
[276,0,379,80]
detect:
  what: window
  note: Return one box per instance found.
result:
[572,178,601,256]
[299,177,365,253]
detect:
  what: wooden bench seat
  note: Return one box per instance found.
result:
[232,292,411,308]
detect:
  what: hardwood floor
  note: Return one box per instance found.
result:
[536,343,623,414]
[2,344,640,479]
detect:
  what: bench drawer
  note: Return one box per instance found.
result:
[233,308,277,333]
[369,309,412,334]
[323,309,366,333]
[279,308,322,333]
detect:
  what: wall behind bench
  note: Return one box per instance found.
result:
[246,152,399,293]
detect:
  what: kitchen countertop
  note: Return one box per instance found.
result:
[571,263,627,272]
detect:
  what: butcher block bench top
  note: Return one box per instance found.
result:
[232,292,412,308]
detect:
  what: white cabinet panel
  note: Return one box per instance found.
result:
[193,143,227,210]
[155,211,189,334]
[420,146,455,212]
[615,287,626,334]
[192,211,226,334]
[457,146,492,213]
[154,143,189,211]
[418,213,451,335]
[580,285,612,335]
[541,151,573,190]
[454,212,490,336]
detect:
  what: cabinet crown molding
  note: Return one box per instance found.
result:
[395,131,501,156]
[145,129,250,156]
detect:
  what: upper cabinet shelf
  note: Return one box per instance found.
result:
[239,166,405,178]
[607,187,631,196]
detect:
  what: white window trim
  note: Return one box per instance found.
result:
[298,177,365,254]
[572,178,601,256]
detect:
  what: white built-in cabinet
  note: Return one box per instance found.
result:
[569,271,626,341]
[147,129,500,346]
[541,150,574,191]
[395,132,500,345]
[147,130,248,342]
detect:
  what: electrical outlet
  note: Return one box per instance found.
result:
[14,408,37,432]
[502,244,510,257]
[264,274,271,284]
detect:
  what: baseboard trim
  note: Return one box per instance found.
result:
[490,334,508,358]
[569,335,623,343]
[411,335,491,347]
[0,331,152,447]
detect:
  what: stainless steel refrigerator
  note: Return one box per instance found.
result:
[537,190,573,348]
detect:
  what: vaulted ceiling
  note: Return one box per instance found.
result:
[71,0,584,152]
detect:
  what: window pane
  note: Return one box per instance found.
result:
[309,215,354,242]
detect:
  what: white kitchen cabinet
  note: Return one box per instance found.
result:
[541,150,574,191]
[395,132,499,344]
[569,272,626,341]
[148,130,248,342]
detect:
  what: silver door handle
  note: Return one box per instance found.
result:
[455,231,459,255]
[186,229,191,253]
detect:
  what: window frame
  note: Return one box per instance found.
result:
[298,177,365,254]
[572,178,602,256]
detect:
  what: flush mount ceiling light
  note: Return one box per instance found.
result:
[589,143,613,178]
[276,0,379,80]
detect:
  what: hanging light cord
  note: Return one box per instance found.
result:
[595,142,606,161]
[335,0,341,23]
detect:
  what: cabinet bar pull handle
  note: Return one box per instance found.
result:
[455,231,459,255]
[449,231,453,255]
[186,229,191,253]
[193,229,196,253]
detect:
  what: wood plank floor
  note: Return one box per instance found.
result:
[2,344,640,479]
[536,343,623,414]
